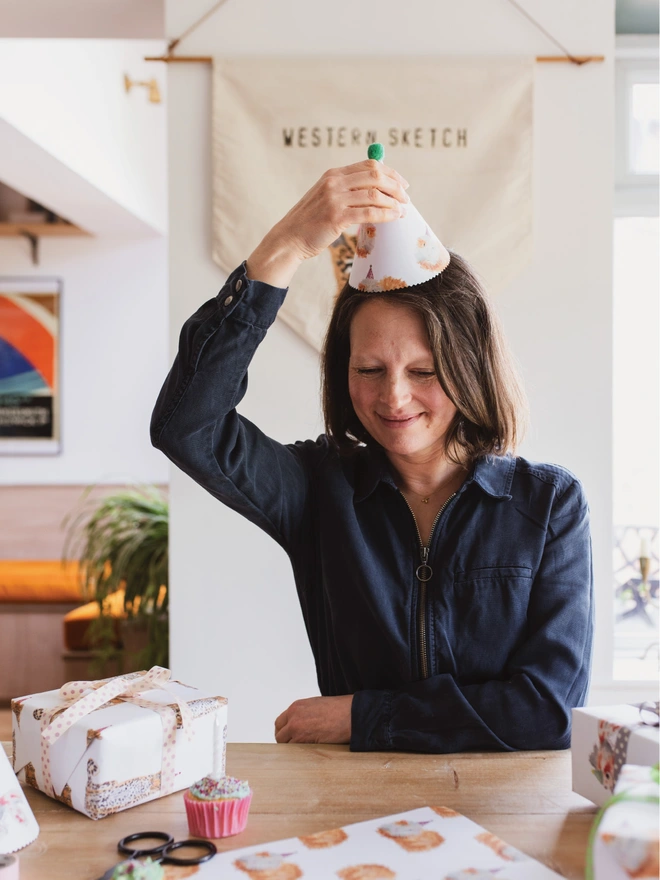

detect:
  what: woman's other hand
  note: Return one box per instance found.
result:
[274,694,353,744]
[246,160,409,288]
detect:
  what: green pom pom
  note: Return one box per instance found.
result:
[367,143,384,161]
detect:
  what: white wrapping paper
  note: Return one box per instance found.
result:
[0,745,39,853]
[11,668,228,819]
[194,806,565,878]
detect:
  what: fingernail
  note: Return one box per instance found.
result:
[399,205,407,218]
[405,193,411,202]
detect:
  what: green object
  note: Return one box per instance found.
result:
[367,143,384,161]
[584,762,660,879]
[63,484,169,670]
[111,857,165,880]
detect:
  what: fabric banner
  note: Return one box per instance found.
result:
[212,57,534,351]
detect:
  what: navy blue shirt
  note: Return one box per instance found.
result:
[151,261,594,754]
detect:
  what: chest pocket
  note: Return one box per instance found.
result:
[436,566,534,682]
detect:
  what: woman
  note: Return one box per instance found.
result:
[151,158,593,753]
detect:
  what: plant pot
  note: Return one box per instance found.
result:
[119,614,168,671]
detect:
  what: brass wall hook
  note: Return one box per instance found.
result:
[124,73,161,104]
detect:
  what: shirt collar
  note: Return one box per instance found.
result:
[354,446,515,502]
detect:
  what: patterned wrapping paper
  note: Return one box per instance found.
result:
[193,806,565,879]
[572,705,660,806]
[592,764,659,880]
[0,744,39,853]
[11,668,228,819]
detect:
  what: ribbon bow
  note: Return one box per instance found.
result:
[39,666,194,799]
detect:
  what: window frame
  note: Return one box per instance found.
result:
[615,36,659,217]
[598,34,660,702]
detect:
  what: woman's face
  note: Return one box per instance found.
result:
[348,299,457,463]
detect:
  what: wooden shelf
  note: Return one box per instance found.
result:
[0,220,90,264]
[0,221,89,237]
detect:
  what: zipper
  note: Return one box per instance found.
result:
[400,491,456,680]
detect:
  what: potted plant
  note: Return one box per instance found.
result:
[63,485,169,672]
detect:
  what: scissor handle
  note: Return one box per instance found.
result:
[118,831,173,858]
[162,839,217,866]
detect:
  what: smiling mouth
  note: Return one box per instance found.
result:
[377,413,422,428]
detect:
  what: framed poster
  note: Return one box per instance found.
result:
[0,277,61,454]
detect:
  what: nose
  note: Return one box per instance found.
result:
[380,371,411,411]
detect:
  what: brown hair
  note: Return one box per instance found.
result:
[321,251,528,465]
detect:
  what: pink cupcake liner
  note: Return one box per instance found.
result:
[184,790,252,838]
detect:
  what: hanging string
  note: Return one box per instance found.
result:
[167,0,233,55]
[162,0,597,65]
[504,0,585,65]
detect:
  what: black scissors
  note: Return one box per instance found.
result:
[95,831,217,879]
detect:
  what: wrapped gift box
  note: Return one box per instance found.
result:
[572,705,660,806]
[11,667,228,819]
[592,764,659,880]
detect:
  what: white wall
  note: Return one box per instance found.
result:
[165,0,624,743]
[0,40,167,235]
[0,235,169,485]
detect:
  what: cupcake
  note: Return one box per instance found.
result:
[184,774,252,838]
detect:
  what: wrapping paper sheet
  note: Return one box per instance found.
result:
[194,806,564,879]
[0,746,39,853]
[572,705,660,806]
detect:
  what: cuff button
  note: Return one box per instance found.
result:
[235,278,243,292]
[223,295,233,307]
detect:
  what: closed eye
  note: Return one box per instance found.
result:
[354,368,436,377]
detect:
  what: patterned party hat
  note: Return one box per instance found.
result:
[348,143,450,291]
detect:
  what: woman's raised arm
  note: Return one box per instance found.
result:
[151,160,409,553]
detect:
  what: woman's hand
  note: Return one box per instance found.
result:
[247,160,409,288]
[274,694,353,744]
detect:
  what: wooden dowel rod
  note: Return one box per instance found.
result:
[144,54,605,65]
[536,54,605,63]
[145,55,212,62]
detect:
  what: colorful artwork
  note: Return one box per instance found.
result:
[0,279,61,453]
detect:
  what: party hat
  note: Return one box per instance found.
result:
[348,143,450,292]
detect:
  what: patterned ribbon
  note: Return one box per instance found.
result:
[39,666,195,799]
[584,763,660,880]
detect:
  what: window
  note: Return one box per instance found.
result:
[613,46,659,682]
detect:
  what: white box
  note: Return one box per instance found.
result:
[572,705,659,806]
[11,670,228,819]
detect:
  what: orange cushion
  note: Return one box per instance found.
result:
[62,587,165,651]
[0,560,85,603]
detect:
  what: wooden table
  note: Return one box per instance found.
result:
[4,743,597,879]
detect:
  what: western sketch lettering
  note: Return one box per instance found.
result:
[282,127,469,148]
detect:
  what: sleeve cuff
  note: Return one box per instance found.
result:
[350,689,394,752]
[217,261,288,330]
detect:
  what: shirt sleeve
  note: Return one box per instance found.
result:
[350,477,594,753]
[150,261,314,554]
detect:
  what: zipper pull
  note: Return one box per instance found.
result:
[416,545,432,583]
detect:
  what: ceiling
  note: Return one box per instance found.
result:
[0,0,164,38]
[0,1,657,41]
[616,0,659,34]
